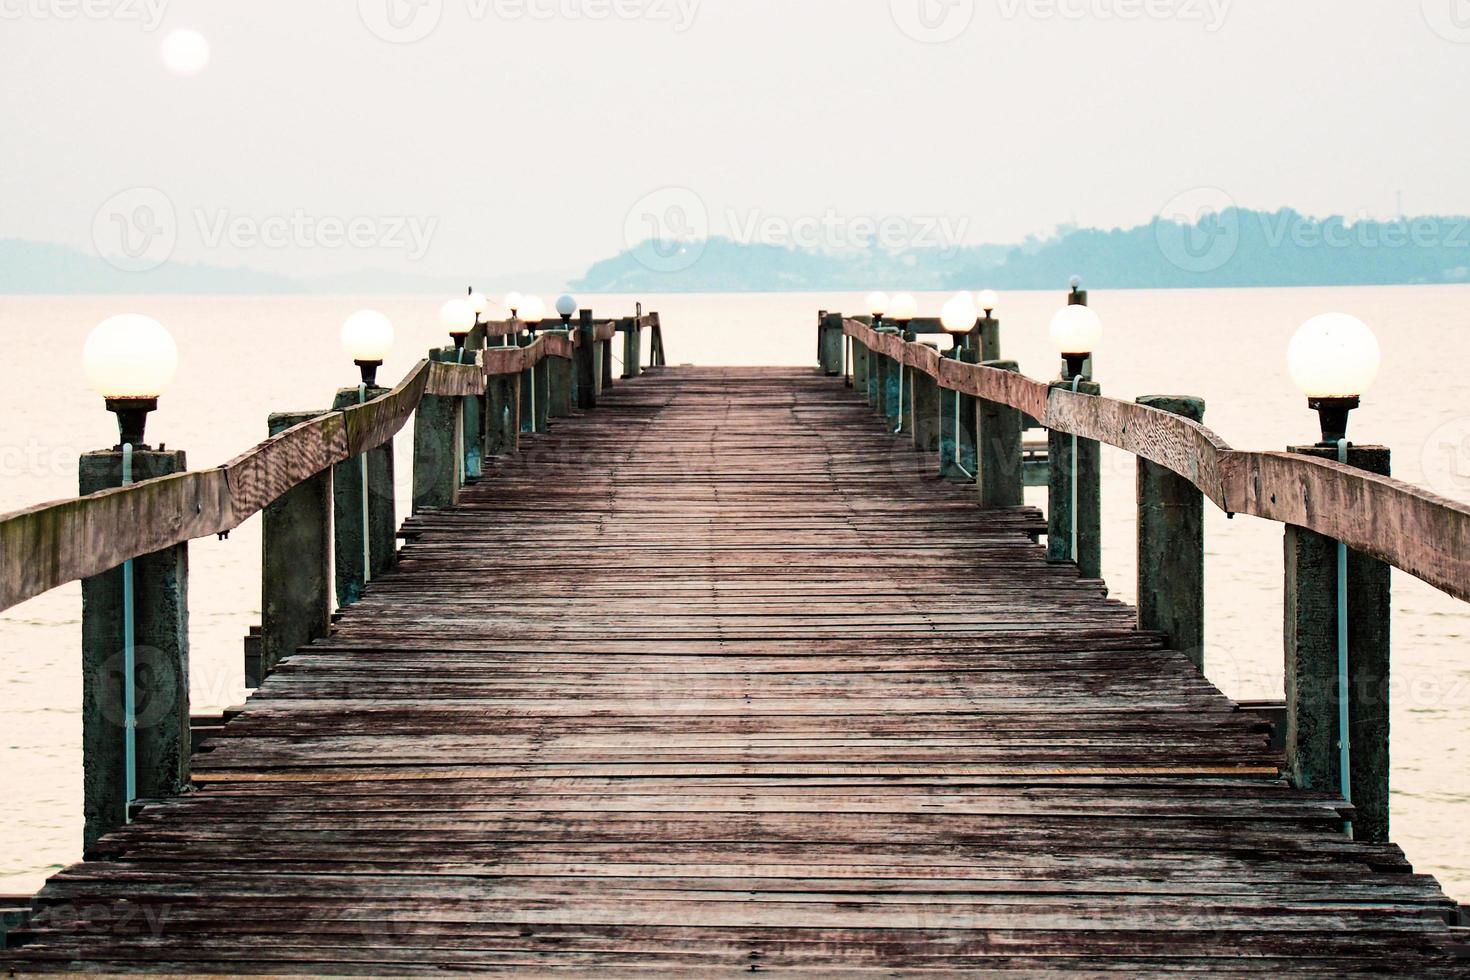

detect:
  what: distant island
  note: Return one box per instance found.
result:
[5,207,1469,294]
[574,208,1470,292]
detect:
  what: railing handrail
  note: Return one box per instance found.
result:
[0,326,609,613]
[847,317,1470,604]
[477,314,655,339]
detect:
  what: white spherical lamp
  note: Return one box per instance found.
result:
[889,293,918,325]
[555,294,578,325]
[520,295,546,326]
[940,293,979,341]
[866,291,891,325]
[83,314,179,448]
[440,297,477,348]
[1049,305,1102,379]
[341,309,395,386]
[504,292,524,317]
[1069,274,1083,291]
[467,290,489,319]
[1287,313,1381,444]
[976,290,999,317]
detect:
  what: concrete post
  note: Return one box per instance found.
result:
[1047,378,1101,580]
[977,316,1001,363]
[1136,396,1206,669]
[333,385,396,606]
[486,371,521,457]
[882,334,905,428]
[623,317,642,380]
[260,411,332,685]
[819,314,844,376]
[977,360,1025,508]
[411,348,460,514]
[601,336,614,392]
[1284,444,1391,844]
[534,355,552,432]
[548,330,574,418]
[853,339,869,393]
[79,449,190,853]
[576,310,598,410]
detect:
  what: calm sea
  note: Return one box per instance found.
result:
[1,287,1467,900]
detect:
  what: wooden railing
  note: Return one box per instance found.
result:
[847,318,1470,603]
[832,310,1468,851]
[0,307,662,851]
[0,314,658,614]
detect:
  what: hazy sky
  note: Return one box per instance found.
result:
[4,0,1470,279]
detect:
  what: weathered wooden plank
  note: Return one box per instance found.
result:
[423,359,485,397]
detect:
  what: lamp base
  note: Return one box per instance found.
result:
[449,332,468,351]
[354,359,383,387]
[105,397,158,450]
[1308,396,1360,446]
[1061,354,1089,381]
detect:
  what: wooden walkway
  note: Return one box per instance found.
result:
[3,367,1463,974]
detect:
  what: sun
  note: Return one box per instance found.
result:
[160,29,210,77]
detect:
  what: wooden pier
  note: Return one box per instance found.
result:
[0,310,1467,973]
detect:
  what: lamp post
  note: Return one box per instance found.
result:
[885,294,917,434]
[468,288,488,322]
[550,295,579,415]
[866,291,890,331]
[440,296,477,355]
[1287,313,1381,445]
[521,295,546,336]
[939,294,979,476]
[1046,303,1102,579]
[974,289,1002,361]
[78,314,189,849]
[340,310,394,387]
[335,311,397,606]
[519,297,546,432]
[1048,304,1102,381]
[1282,312,1391,844]
[889,293,917,328]
[83,314,179,449]
[556,294,578,328]
[941,293,978,352]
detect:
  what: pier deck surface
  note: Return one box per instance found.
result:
[3,367,1461,975]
